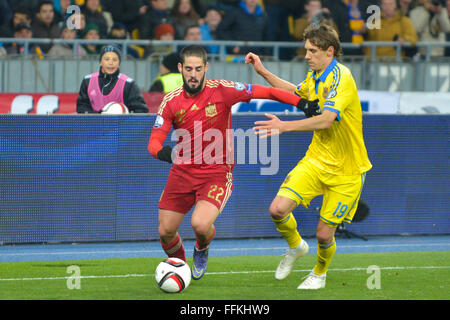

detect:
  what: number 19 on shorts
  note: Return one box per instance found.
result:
[332,202,348,218]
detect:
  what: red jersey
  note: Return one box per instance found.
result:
[153,79,253,173]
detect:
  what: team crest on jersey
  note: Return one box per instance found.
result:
[205,103,217,117]
[326,89,337,99]
[175,109,186,124]
[234,82,245,91]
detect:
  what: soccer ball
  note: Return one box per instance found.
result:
[155,258,191,293]
[101,102,129,114]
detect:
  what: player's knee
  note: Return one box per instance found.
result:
[158,224,177,240]
[269,202,289,220]
[316,229,334,244]
[191,221,210,237]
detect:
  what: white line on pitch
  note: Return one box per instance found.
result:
[0,266,448,282]
[1,242,449,257]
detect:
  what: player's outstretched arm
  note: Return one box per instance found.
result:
[251,84,320,118]
[253,110,337,138]
[245,52,297,93]
[148,130,173,163]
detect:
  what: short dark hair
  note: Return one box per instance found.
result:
[303,23,342,58]
[179,45,208,65]
[38,1,54,12]
[13,7,32,20]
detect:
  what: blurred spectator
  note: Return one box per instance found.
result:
[5,22,44,58]
[54,0,73,24]
[48,23,87,57]
[199,6,222,54]
[324,0,373,55]
[398,0,416,16]
[108,22,141,59]
[149,52,183,93]
[139,0,174,40]
[366,0,418,58]
[81,0,111,38]
[102,0,147,32]
[263,0,291,44]
[152,22,176,54]
[410,0,450,57]
[213,0,240,14]
[31,1,60,53]
[6,0,40,12]
[0,6,32,37]
[178,24,208,52]
[170,0,201,39]
[81,23,101,55]
[293,0,337,58]
[284,0,306,19]
[66,11,86,36]
[217,0,268,55]
[0,0,12,28]
[183,24,203,41]
[293,0,335,41]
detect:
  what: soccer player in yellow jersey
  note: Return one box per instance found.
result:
[245,24,372,289]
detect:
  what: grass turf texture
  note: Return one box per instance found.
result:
[0,251,448,300]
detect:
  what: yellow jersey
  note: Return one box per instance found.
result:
[295,58,372,176]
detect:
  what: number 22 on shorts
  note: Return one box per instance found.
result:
[207,184,224,204]
[332,202,348,218]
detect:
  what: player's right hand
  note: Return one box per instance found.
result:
[296,99,321,118]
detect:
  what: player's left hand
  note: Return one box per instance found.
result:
[253,113,284,138]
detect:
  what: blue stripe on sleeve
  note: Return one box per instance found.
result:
[323,106,341,121]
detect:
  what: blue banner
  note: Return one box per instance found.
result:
[0,115,448,244]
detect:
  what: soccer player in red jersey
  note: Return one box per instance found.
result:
[148,45,319,280]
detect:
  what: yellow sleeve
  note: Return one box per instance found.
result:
[322,70,354,121]
[401,16,418,45]
[294,70,313,99]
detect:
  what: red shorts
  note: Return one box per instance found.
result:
[158,165,233,214]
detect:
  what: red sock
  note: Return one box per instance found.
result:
[161,233,186,262]
[195,225,216,250]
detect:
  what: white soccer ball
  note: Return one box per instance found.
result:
[155,258,191,293]
[101,102,129,114]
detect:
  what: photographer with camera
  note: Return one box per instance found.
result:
[410,0,450,57]
[292,0,337,57]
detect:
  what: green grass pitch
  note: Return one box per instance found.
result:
[0,251,448,300]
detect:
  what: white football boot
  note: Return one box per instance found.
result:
[297,271,326,289]
[275,239,309,280]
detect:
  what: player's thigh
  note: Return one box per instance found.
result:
[158,209,186,237]
[195,171,233,214]
[276,159,323,209]
[320,172,367,227]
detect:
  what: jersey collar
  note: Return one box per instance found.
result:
[313,58,338,83]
